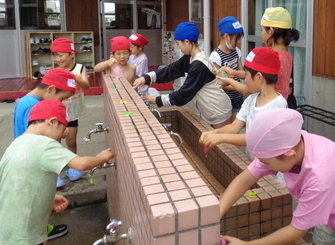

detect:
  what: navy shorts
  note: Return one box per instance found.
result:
[231,97,244,113]
[68,120,78,127]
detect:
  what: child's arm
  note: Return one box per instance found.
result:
[199,118,245,147]
[220,169,258,217]
[217,77,251,96]
[66,148,115,171]
[221,66,246,79]
[74,66,89,90]
[94,57,117,73]
[223,224,308,245]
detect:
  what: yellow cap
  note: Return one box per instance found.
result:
[260,7,292,29]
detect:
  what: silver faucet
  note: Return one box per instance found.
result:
[92,219,132,245]
[160,123,183,144]
[90,162,115,176]
[169,131,183,144]
[138,92,162,118]
[84,123,109,142]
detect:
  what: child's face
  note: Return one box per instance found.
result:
[260,26,272,46]
[49,120,69,141]
[245,70,260,93]
[112,50,130,65]
[44,87,74,101]
[130,43,142,55]
[175,40,191,55]
[53,52,75,68]
[258,156,294,173]
[224,34,240,50]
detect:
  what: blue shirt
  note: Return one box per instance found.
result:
[13,94,41,138]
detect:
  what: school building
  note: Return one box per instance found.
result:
[0,0,334,139]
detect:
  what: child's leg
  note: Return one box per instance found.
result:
[66,122,78,154]
[313,225,335,245]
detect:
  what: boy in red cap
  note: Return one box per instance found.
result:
[128,33,149,77]
[94,36,136,85]
[1,99,115,245]
[13,68,76,240]
[199,47,287,155]
[51,37,90,186]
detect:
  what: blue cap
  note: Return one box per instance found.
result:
[218,16,244,35]
[174,22,200,42]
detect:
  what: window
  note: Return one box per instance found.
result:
[0,0,15,29]
[105,3,133,29]
[20,0,60,30]
[137,4,161,29]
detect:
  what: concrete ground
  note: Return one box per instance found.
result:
[0,95,111,245]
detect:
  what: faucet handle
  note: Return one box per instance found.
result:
[96,122,103,126]
[106,219,122,231]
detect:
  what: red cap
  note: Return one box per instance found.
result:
[244,47,280,75]
[51,38,75,53]
[129,33,149,47]
[41,68,76,93]
[110,36,130,52]
[28,99,69,127]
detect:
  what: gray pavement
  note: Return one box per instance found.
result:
[0,95,110,245]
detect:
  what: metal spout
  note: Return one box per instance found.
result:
[150,107,161,118]
[90,162,115,176]
[169,131,183,144]
[84,123,109,142]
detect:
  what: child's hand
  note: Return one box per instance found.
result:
[133,77,146,89]
[107,57,117,67]
[96,148,115,162]
[143,95,157,104]
[199,131,216,147]
[53,195,69,213]
[222,235,246,245]
[218,67,236,78]
[199,132,224,148]
[216,76,234,90]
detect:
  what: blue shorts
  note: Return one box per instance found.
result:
[231,97,244,113]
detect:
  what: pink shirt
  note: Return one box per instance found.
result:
[275,51,292,99]
[248,131,335,231]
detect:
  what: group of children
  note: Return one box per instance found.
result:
[1,5,335,245]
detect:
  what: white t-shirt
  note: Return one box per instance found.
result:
[128,53,148,78]
[236,92,288,132]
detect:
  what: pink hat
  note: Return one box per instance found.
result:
[51,38,75,53]
[244,47,280,75]
[129,33,149,47]
[247,108,303,159]
[41,68,76,93]
[110,36,130,52]
[28,99,69,127]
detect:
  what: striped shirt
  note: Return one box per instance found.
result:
[209,48,243,102]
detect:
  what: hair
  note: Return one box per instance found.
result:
[28,119,46,126]
[227,32,244,40]
[244,66,278,84]
[111,50,131,55]
[264,27,300,46]
[36,83,68,94]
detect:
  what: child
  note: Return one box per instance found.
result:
[220,7,299,107]
[94,36,136,85]
[128,33,149,78]
[133,22,232,129]
[199,47,287,150]
[51,38,90,186]
[220,108,335,245]
[0,99,115,245]
[13,68,76,241]
[209,16,245,122]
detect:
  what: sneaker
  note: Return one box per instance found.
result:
[47,224,68,240]
[66,168,82,181]
[56,176,67,188]
[32,59,39,66]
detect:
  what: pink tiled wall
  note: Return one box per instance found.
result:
[102,74,308,245]
[103,74,220,245]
